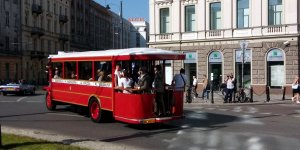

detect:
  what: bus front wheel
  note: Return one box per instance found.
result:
[46,92,56,110]
[89,98,103,123]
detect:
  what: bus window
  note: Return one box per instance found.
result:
[64,62,77,79]
[94,61,112,82]
[78,61,92,80]
[52,62,62,79]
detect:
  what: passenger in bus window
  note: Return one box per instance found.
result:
[97,69,106,82]
[120,70,133,94]
[71,71,77,79]
[53,67,60,78]
[114,64,122,87]
[137,66,152,94]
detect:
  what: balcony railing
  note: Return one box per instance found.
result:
[59,15,68,23]
[59,34,69,41]
[30,51,46,59]
[32,4,43,15]
[149,24,298,43]
[31,27,45,36]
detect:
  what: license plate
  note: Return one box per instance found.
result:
[5,88,15,91]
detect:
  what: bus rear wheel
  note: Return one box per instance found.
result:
[46,92,56,110]
[89,98,103,123]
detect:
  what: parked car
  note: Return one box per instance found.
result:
[0,83,36,96]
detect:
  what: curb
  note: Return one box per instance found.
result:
[1,126,146,150]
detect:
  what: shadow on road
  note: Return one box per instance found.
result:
[100,110,239,142]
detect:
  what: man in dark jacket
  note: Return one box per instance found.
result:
[137,66,152,94]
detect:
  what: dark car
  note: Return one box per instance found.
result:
[0,83,36,96]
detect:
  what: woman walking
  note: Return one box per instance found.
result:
[291,76,300,103]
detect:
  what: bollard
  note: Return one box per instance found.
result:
[282,86,286,100]
[266,86,270,102]
[250,87,253,103]
[211,88,214,104]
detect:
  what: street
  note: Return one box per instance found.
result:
[1,91,300,150]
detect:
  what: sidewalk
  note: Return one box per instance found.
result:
[185,91,293,106]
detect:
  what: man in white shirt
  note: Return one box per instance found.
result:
[224,74,235,103]
[114,64,122,87]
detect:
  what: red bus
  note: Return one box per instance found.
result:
[44,48,185,124]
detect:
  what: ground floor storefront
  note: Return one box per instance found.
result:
[150,37,299,94]
[0,55,47,85]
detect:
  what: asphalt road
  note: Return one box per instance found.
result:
[1,91,300,150]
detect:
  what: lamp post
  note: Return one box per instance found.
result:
[239,40,248,89]
[106,0,123,49]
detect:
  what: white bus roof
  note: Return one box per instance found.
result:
[49,48,183,59]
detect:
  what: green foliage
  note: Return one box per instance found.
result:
[1,133,88,150]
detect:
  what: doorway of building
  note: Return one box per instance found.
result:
[209,63,222,90]
[208,51,223,91]
[266,48,285,88]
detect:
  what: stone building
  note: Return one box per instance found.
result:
[21,0,71,84]
[129,18,149,48]
[0,0,22,83]
[149,0,300,93]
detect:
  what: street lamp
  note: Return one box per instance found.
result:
[239,40,248,89]
[106,1,123,49]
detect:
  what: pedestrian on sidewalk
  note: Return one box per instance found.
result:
[201,74,209,100]
[291,76,300,103]
[224,74,235,103]
[192,76,198,98]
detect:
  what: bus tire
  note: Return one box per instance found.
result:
[46,92,56,110]
[89,98,103,123]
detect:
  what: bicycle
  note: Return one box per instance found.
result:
[185,85,193,103]
[236,87,251,103]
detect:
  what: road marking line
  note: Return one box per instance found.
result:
[17,97,27,102]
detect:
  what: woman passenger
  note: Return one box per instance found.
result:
[120,70,133,94]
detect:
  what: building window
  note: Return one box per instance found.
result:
[25,13,28,26]
[14,14,18,28]
[41,39,44,52]
[5,36,9,50]
[210,2,221,30]
[185,5,196,32]
[5,11,9,27]
[237,0,249,28]
[48,40,51,53]
[160,8,170,33]
[268,0,282,25]
[47,19,51,31]
[54,3,56,15]
[14,38,18,51]
[136,33,140,47]
[47,0,50,12]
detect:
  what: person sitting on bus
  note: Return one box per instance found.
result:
[97,69,107,82]
[71,71,77,79]
[53,67,60,79]
[120,70,133,94]
[53,70,60,79]
[114,64,122,87]
[137,66,152,94]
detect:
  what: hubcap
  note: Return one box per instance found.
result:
[91,102,99,119]
[46,93,52,108]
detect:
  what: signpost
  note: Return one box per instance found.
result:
[240,40,248,89]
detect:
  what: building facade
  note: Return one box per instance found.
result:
[0,0,22,83]
[149,0,300,93]
[21,0,71,85]
[129,18,149,48]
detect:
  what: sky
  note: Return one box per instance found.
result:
[95,0,149,22]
